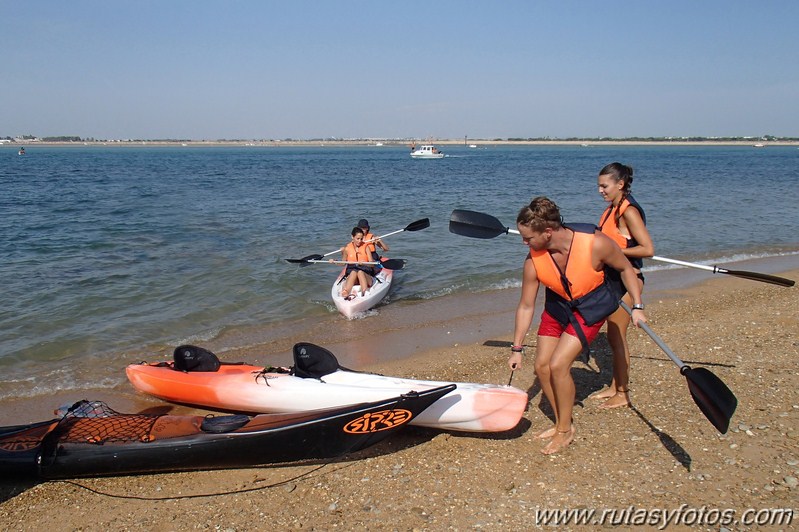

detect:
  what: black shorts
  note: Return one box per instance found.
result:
[345,265,375,276]
[621,272,645,297]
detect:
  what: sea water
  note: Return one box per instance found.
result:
[1,144,798,401]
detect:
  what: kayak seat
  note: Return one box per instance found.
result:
[173,345,221,372]
[292,342,341,379]
[171,345,247,372]
[291,342,361,379]
[200,414,251,433]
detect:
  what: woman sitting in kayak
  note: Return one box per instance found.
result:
[336,226,373,300]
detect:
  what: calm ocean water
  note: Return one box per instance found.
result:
[2,144,798,401]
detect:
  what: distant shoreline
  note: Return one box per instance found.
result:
[5,139,799,148]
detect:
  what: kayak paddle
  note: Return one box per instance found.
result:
[287,218,431,263]
[650,256,794,287]
[449,209,520,238]
[364,217,430,243]
[620,301,737,433]
[285,257,407,270]
[449,209,793,287]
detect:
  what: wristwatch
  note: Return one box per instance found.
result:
[632,303,645,310]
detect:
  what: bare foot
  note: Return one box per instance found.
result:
[598,392,631,410]
[534,426,557,440]
[541,426,575,455]
[589,387,616,400]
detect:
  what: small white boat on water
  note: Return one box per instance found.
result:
[331,266,394,318]
[410,144,444,159]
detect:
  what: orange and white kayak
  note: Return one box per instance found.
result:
[126,343,527,433]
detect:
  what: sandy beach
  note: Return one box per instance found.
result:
[1,268,798,530]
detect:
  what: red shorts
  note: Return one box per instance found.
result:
[538,309,605,344]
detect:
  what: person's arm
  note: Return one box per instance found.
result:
[621,207,654,259]
[510,255,539,369]
[377,238,389,252]
[595,233,647,327]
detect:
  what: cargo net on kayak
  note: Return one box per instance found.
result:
[55,400,159,444]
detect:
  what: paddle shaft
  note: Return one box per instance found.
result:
[651,256,794,287]
[327,218,430,252]
[364,228,404,243]
[307,258,405,269]
[503,228,789,288]
[309,260,384,265]
[653,255,720,272]
[619,301,685,370]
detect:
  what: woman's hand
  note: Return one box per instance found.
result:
[631,308,647,327]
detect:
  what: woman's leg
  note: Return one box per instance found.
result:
[599,288,640,409]
[341,274,357,298]
[533,335,559,439]
[356,270,372,293]
[541,333,584,454]
[590,279,642,402]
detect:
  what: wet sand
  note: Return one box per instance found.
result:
[1,263,798,530]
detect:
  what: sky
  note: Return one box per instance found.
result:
[2,1,797,140]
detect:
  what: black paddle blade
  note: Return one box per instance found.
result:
[449,209,509,239]
[682,366,737,434]
[406,218,430,232]
[285,254,324,265]
[722,269,795,287]
[380,258,406,270]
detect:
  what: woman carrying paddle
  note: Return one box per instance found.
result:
[336,227,373,300]
[591,163,655,409]
[509,197,646,454]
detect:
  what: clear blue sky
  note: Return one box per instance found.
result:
[2,1,797,140]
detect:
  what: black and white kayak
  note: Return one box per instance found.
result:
[0,385,453,479]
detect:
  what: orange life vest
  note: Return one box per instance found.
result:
[598,195,646,269]
[599,198,632,248]
[343,242,371,263]
[529,224,623,354]
[363,231,377,257]
[531,230,604,300]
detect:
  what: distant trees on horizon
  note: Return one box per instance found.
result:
[4,134,798,143]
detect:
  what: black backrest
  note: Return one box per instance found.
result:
[292,342,341,379]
